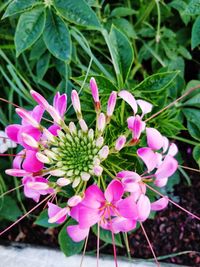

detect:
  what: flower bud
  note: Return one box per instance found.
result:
[71,90,82,119]
[107,91,117,117]
[97,113,106,133]
[115,135,126,151]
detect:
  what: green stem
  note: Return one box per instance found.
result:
[171,136,199,146]
[155,0,161,43]
[134,0,155,28]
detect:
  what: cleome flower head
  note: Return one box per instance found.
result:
[4,77,179,245]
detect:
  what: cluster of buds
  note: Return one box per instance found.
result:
[5,77,178,241]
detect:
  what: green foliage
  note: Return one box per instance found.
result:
[53,0,101,29]
[0,195,22,222]
[34,209,61,228]
[43,9,71,61]
[15,6,46,56]
[192,16,200,49]
[58,218,84,256]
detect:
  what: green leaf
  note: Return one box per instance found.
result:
[185,0,200,15]
[132,71,179,93]
[53,0,101,29]
[14,7,46,56]
[110,7,137,17]
[193,146,200,166]
[183,108,200,140]
[29,37,46,60]
[0,196,22,222]
[192,16,200,49]
[36,52,51,80]
[34,209,60,228]
[182,93,200,107]
[58,218,84,256]
[109,25,134,83]
[2,0,39,19]
[187,120,200,141]
[92,225,123,247]
[43,10,71,61]
[111,18,137,39]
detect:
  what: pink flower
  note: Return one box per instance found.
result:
[90,77,100,111]
[115,135,126,151]
[22,176,54,202]
[48,202,69,224]
[127,115,145,142]
[118,90,138,114]
[67,180,138,241]
[53,92,67,117]
[107,91,117,117]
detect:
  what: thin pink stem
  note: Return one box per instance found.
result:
[179,165,200,173]
[140,222,160,267]
[111,228,118,267]
[0,153,18,157]
[145,85,200,123]
[145,183,200,221]
[0,184,23,198]
[0,194,53,236]
[97,222,100,267]
[80,233,89,267]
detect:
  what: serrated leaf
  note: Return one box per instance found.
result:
[14,7,46,56]
[192,16,200,49]
[0,196,22,221]
[132,71,179,92]
[2,0,38,19]
[109,25,134,82]
[36,52,51,80]
[110,7,137,17]
[43,10,71,61]
[92,224,123,247]
[193,146,200,166]
[34,209,60,228]
[185,0,200,15]
[53,0,101,29]
[58,218,84,256]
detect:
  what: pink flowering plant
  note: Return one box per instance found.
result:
[2,75,196,266]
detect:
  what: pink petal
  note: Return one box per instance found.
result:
[22,150,44,172]
[162,136,169,153]
[127,115,145,140]
[48,202,68,224]
[115,135,126,151]
[117,171,141,182]
[78,206,101,229]
[48,125,60,136]
[117,196,138,219]
[104,180,124,202]
[107,91,117,117]
[13,150,25,169]
[31,105,45,123]
[121,179,140,193]
[67,224,89,242]
[146,127,163,150]
[90,77,99,103]
[155,155,178,179]
[167,143,178,156]
[81,185,104,208]
[154,177,168,187]
[5,124,21,142]
[137,147,157,172]
[53,93,67,117]
[18,125,41,150]
[137,194,151,221]
[111,217,137,233]
[118,90,138,114]
[151,197,169,211]
[137,99,153,116]
[31,90,50,109]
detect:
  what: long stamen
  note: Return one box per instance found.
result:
[0,194,53,236]
[145,183,200,221]
[140,222,160,267]
[0,184,23,198]
[179,165,200,173]
[0,154,18,157]
[80,233,89,267]
[97,222,100,267]
[109,216,118,267]
[145,85,200,123]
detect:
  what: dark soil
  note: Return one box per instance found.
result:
[0,143,200,266]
